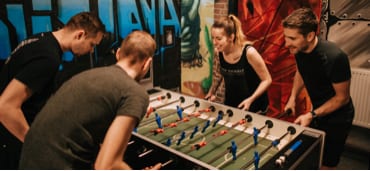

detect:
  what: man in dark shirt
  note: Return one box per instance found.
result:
[283,8,354,169]
[0,12,105,169]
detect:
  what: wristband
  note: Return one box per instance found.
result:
[310,110,318,119]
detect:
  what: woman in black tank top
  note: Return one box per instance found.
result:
[205,14,271,113]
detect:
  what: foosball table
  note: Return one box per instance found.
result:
[124,88,325,169]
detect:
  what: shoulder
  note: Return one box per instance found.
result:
[318,39,347,58]
[242,43,255,53]
[245,45,255,53]
[31,32,59,50]
[244,45,261,59]
[109,66,149,98]
[21,33,61,59]
[10,33,44,55]
[320,45,348,70]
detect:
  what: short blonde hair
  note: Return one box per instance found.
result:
[119,31,156,65]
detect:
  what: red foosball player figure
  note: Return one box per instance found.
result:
[182,117,190,122]
[157,95,164,101]
[213,130,228,137]
[231,119,247,128]
[150,128,164,135]
[199,108,212,113]
[188,111,201,117]
[146,107,155,118]
[164,122,177,128]
[192,141,207,150]
[239,119,246,125]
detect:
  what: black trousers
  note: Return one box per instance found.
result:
[0,125,22,169]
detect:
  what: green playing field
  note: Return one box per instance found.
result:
[137,109,279,169]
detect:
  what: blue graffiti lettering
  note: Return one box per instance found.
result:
[0,0,180,61]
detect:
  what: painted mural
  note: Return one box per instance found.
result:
[0,0,181,89]
[181,0,214,99]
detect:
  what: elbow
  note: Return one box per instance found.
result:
[94,162,112,170]
[267,72,272,84]
[94,158,116,170]
[263,77,272,88]
[94,159,131,170]
[267,77,272,86]
[341,95,351,106]
[335,94,350,107]
[95,163,120,170]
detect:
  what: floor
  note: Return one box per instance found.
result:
[337,125,370,170]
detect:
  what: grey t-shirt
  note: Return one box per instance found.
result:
[19,65,149,169]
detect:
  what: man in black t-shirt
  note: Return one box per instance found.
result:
[282,8,354,169]
[0,12,105,169]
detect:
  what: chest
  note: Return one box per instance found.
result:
[222,48,244,64]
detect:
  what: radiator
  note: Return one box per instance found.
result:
[350,68,370,129]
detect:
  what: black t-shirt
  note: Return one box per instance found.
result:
[295,39,351,108]
[0,32,62,124]
[0,31,61,169]
[0,32,62,153]
[19,65,149,169]
[219,45,268,112]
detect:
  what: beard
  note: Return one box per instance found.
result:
[289,42,309,54]
[299,43,310,52]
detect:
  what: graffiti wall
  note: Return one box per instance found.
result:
[180,0,214,98]
[0,0,181,89]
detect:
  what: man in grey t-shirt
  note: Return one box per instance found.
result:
[19,31,161,170]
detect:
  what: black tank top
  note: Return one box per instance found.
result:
[219,45,268,112]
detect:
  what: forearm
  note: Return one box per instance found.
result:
[0,79,32,142]
[313,94,350,117]
[95,116,136,170]
[295,94,350,127]
[312,80,352,117]
[95,159,131,170]
[245,47,272,102]
[248,79,271,102]
[0,108,29,142]
[208,54,222,95]
[289,71,304,101]
[111,161,132,170]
